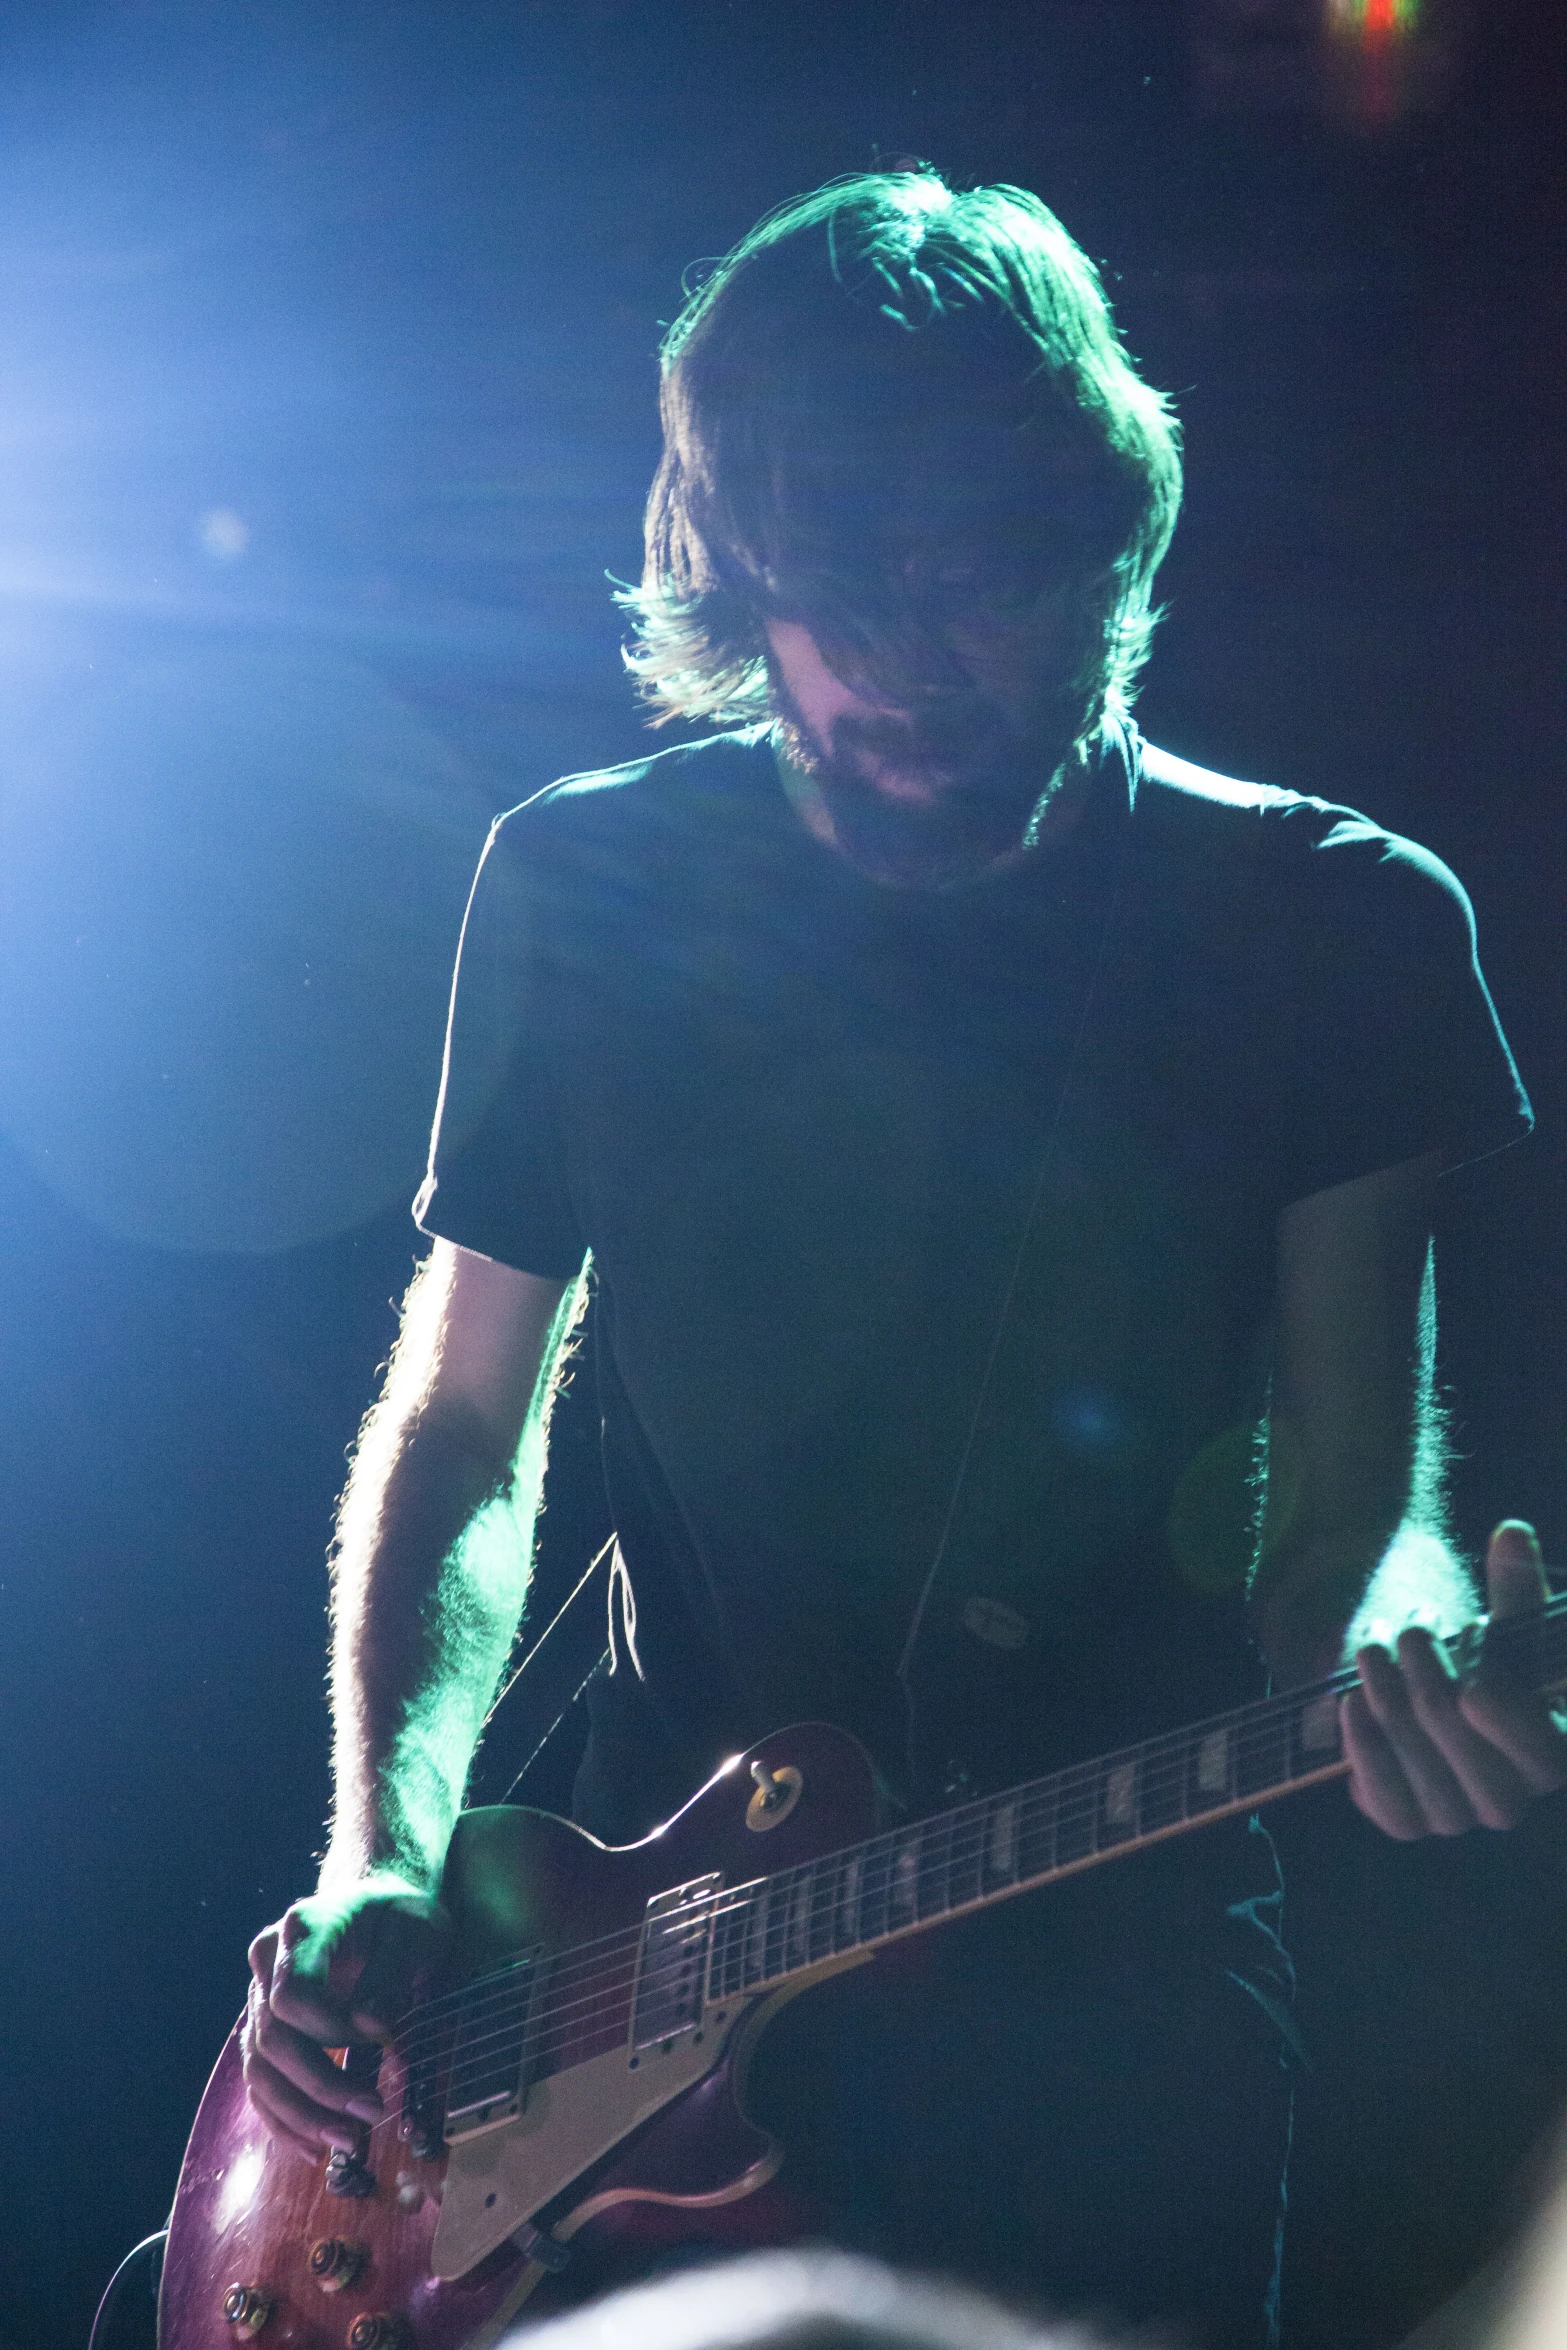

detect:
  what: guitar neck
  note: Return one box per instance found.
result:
[704,1595,1567,1998]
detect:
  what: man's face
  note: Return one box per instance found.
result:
[764,572,1087,889]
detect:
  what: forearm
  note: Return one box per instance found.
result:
[1255,1176,1457,1687]
[322,1417,543,1893]
[320,1257,579,1894]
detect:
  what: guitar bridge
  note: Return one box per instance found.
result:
[443,1947,542,2144]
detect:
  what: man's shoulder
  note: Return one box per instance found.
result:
[493,728,776,853]
[1132,738,1476,944]
[1136,737,1364,854]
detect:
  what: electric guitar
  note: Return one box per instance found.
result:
[158,1596,1567,2349]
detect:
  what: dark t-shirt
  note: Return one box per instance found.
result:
[415,724,1530,1854]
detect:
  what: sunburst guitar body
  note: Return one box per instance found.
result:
[160,1724,874,2349]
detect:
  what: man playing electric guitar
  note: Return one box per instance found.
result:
[239,174,1564,2349]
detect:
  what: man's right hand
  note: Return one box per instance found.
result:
[242,1876,453,2156]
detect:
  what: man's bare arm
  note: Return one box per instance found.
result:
[242,1238,581,2152]
[324,1240,580,1893]
[1249,1151,1564,1839]
[1249,1150,1452,1688]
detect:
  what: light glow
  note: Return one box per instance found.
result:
[214,2138,267,2232]
[1327,0,1421,39]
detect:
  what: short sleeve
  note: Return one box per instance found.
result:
[1270,813,1533,1205]
[413,809,588,1278]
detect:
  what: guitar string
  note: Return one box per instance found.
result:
[375,1714,1504,2130]
[389,1719,1308,2099]
[428,1754,1280,2091]
[380,1601,1567,2095]
[387,1688,1457,2106]
[388,1665,1353,2069]
[387,1611,1567,2097]
[390,1668,1342,2055]
[398,1589,1563,2055]
[336,1600,1566,2160]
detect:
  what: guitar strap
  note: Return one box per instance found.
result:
[489,1534,616,1802]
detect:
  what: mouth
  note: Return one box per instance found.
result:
[845,747,962,804]
[831,712,1007,804]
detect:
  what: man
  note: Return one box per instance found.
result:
[242,174,1563,2347]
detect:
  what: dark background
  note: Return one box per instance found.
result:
[0,2,1562,2344]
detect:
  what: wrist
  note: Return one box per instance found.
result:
[316,1849,440,1904]
[324,1723,469,1899]
[317,1798,451,1902]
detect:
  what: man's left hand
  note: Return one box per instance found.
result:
[1343,1520,1567,1839]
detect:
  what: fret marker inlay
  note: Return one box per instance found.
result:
[989,1799,1018,1881]
[1300,1694,1340,1754]
[1197,1729,1230,1794]
[1106,1762,1137,1824]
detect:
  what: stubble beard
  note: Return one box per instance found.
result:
[772,682,1080,891]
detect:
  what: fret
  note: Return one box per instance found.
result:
[780,1867,814,1972]
[802,1858,837,1966]
[984,1794,1021,1889]
[1139,1737,1185,1835]
[836,1851,864,1951]
[915,1812,955,1921]
[1051,1768,1094,1870]
[1097,1756,1139,1848]
[947,1802,986,1911]
[889,1831,920,1928]
[863,1836,895,1942]
[765,1869,791,1979]
[744,1879,772,1987]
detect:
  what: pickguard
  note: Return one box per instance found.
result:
[432,2028,727,2278]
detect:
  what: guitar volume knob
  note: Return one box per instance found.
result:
[221,2285,273,2336]
[309,2236,367,2291]
[346,2317,407,2350]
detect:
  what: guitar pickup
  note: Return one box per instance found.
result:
[443,1948,541,2144]
[632,1876,720,2052]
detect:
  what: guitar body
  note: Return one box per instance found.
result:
[160,1725,880,2348]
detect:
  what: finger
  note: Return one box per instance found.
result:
[350,1902,448,2038]
[1487,1521,1548,1618]
[1355,1642,1478,1835]
[269,1924,357,2044]
[1460,1680,1567,1797]
[1341,1684,1426,1840]
[242,2039,365,2154]
[246,1983,382,2130]
[247,2093,325,2160]
[1394,1628,1534,1830]
[251,2000,385,2123]
[251,1914,358,2055]
[247,1923,280,1988]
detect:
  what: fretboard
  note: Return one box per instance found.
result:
[700,1594,1567,2000]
